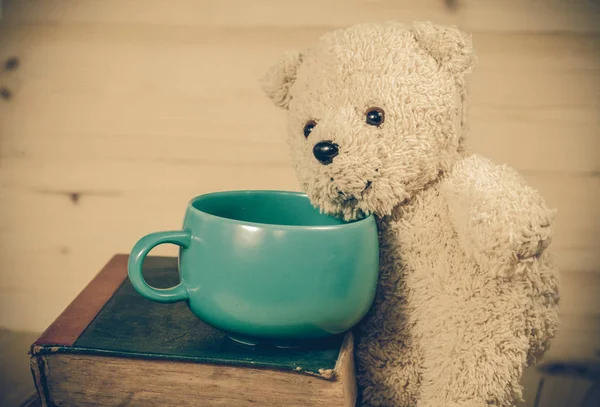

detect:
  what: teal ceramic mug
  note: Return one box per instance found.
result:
[127,190,379,347]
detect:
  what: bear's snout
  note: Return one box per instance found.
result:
[313,141,339,165]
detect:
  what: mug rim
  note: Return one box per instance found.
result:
[186,189,374,230]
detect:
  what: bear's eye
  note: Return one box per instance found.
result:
[366,107,385,126]
[303,121,317,138]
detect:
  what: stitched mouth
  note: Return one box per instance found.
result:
[335,180,372,203]
[337,190,356,201]
[335,188,356,203]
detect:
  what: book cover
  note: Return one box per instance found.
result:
[29,254,356,407]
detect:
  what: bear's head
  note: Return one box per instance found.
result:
[261,21,476,220]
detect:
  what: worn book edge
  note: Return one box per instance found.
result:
[28,254,128,407]
[30,342,356,407]
[31,254,128,350]
[30,332,354,380]
[29,253,350,380]
[29,325,355,407]
[28,254,357,406]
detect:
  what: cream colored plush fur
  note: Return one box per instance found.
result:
[260,21,560,407]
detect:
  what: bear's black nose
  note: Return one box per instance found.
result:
[313,141,339,165]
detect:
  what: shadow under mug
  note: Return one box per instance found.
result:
[127,190,380,347]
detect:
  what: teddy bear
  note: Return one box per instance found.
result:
[259,21,561,407]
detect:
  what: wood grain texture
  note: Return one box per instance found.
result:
[3,0,600,33]
[542,271,600,362]
[0,26,597,174]
[0,7,598,398]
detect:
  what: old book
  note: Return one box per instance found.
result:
[29,254,357,407]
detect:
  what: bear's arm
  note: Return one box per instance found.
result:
[441,154,556,273]
[412,154,559,406]
[413,275,533,407]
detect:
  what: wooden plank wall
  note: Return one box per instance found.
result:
[0,0,598,391]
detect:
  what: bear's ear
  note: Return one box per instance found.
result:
[259,50,303,109]
[412,21,476,80]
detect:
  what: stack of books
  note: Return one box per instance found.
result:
[28,255,357,406]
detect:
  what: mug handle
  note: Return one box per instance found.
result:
[127,230,191,303]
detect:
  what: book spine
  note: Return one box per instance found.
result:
[25,353,351,407]
[30,355,51,407]
[28,254,130,405]
[18,394,41,407]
